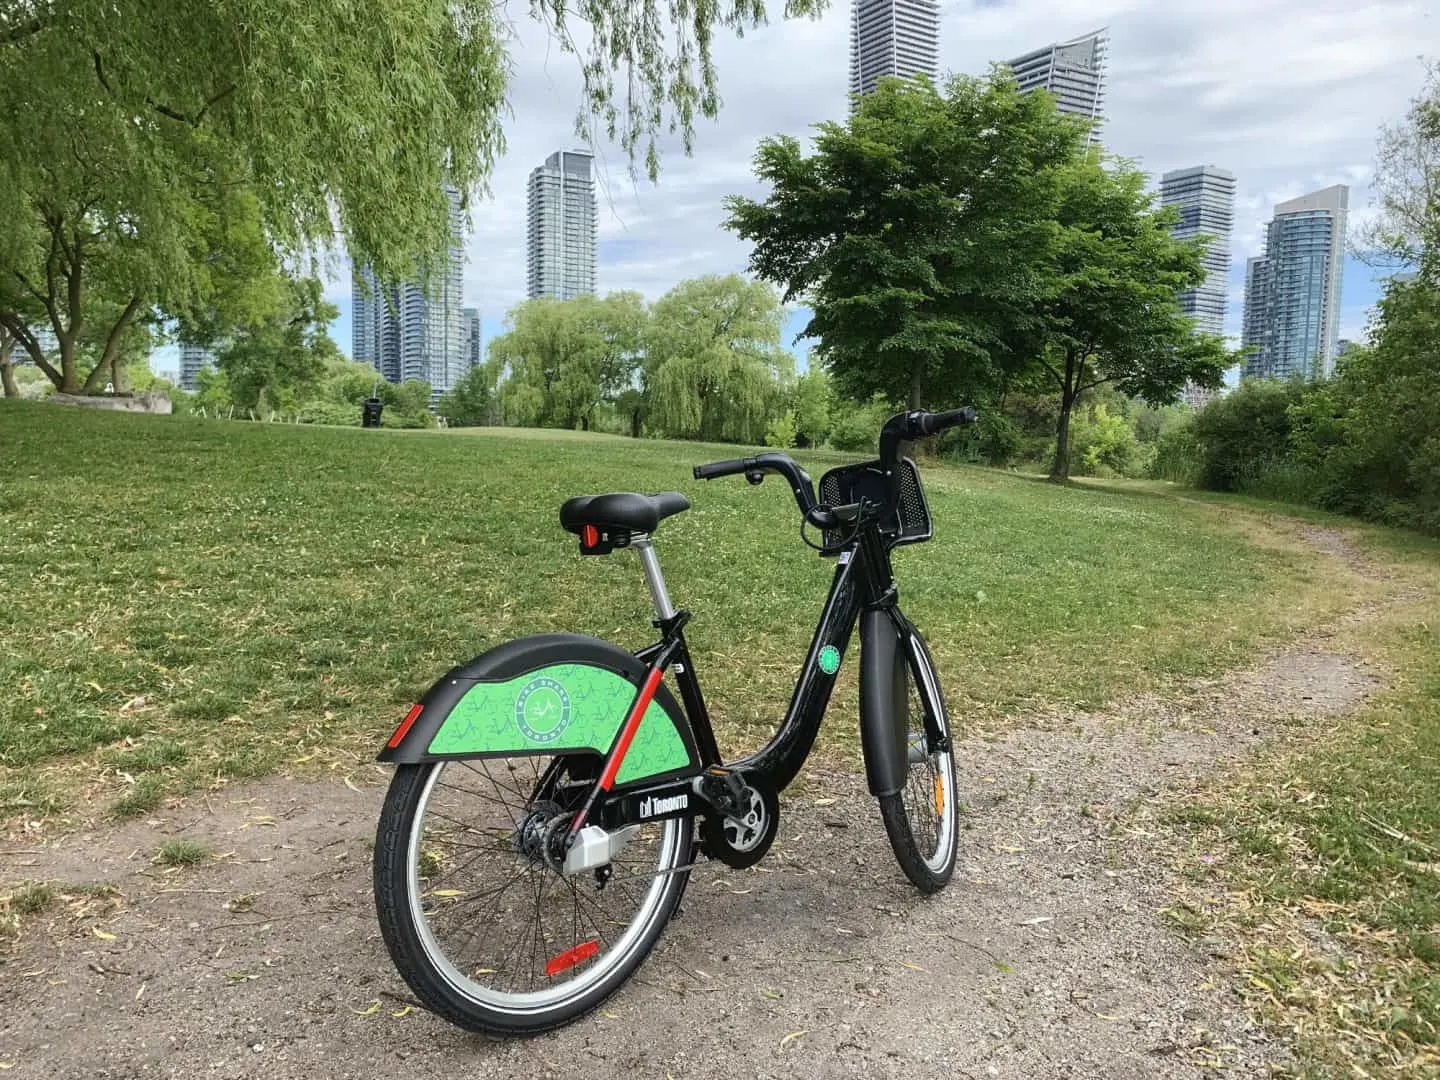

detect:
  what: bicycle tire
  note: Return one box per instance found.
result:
[877,628,958,893]
[374,758,693,1036]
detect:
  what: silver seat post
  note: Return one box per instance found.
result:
[632,537,676,621]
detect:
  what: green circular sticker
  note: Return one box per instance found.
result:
[818,645,841,675]
[514,676,572,743]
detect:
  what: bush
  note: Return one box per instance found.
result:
[296,400,361,427]
[765,409,798,448]
[1148,415,1201,484]
[1072,403,1141,477]
[1191,378,1307,491]
[828,394,896,452]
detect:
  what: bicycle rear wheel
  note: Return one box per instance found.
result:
[878,628,958,893]
[373,755,692,1036]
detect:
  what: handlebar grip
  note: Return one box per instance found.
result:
[919,406,978,435]
[693,457,755,481]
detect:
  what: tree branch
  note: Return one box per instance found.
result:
[0,311,62,385]
[85,296,144,393]
[1076,374,1113,394]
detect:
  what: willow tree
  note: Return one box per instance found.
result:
[490,293,646,429]
[644,274,793,444]
[0,0,820,393]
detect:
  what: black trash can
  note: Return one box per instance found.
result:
[361,397,384,428]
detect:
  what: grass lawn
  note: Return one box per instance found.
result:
[0,400,1370,823]
[6,399,1440,1071]
[1158,524,1440,1078]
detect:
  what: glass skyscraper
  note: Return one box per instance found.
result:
[1242,185,1348,381]
[178,343,216,393]
[352,185,467,400]
[1003,29,1108,141]
[526,150,598,300]
[1160,166,1237,338]
[848,0,940,107]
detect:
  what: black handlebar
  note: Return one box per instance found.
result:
[691,458,753,481]
[918,406,978,435]
[693,407,978,529]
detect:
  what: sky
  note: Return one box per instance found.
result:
[153,0,1438,378]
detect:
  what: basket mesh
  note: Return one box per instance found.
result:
[817,457,933,550]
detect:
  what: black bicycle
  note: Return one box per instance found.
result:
[372,406,977,1035]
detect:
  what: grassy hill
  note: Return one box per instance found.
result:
[0,399,1369,816]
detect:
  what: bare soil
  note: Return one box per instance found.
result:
[0,529,1390,1080]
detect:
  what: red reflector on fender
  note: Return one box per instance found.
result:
[386,703,424,749]
[545,939,600,977]
[582,524,600,547]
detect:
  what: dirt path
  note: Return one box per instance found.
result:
[0,529,1393,1080]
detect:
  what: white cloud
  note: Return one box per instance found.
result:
[319,0,1437,350]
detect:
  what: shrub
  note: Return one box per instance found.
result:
[765,409,798,449]
[828,393,896,452]
[1191,378,1307,491]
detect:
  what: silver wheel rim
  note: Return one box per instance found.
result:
[404,761,683,1012]
[909,639,957,874]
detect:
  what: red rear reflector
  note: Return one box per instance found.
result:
[545,939,600,977]
[386,703,424,749]
[582,524,600,547]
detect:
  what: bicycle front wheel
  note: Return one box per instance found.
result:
[373,755,693,1036]
[878,628,959,893]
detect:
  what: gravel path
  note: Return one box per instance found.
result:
[0,531,1388,1080]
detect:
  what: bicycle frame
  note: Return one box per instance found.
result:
[585,513,919,834]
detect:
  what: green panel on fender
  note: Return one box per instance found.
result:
[425,663,691,784]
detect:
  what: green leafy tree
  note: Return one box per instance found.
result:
[1300,281,1440,529]
[1,0,813,396]
[437,365,496,428]
[644,274,793,443]
[1033,156,1229,480]
[724,73,1086,410]
[792,367,833,447]
[214,279,339,415]
[491,293,645,429]
[1359,61,1440,273]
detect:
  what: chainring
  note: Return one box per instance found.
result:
[700,775,779,869]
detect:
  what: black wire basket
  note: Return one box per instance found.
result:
[817,457,933,550]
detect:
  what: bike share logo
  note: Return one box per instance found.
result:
[639,792,688,818]
[514,676,573,743]
[817,644,841,675]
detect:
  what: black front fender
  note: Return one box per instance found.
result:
[859,610,908,798]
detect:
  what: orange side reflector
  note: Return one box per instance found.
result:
[545,939,600,977]
[386,703,424,749]
[933,775,945,817]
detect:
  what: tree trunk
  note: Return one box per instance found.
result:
[0,332,15,398]
[58,335,82,393]
[1049,349,1079,482]
[1050,398,1074,481]
[82,297,144,394]
[908,358,924,410]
